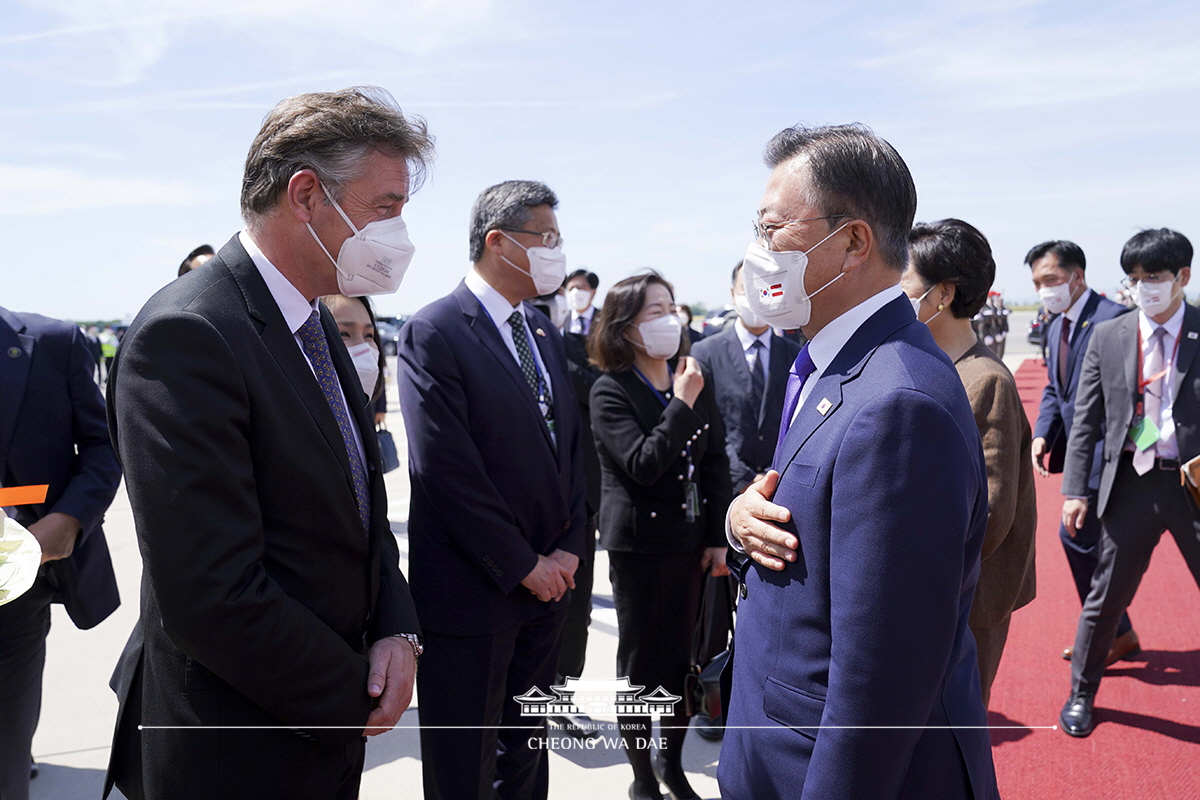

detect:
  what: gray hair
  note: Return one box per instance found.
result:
[764,123,916,270]
[240,86,435,223]
[468,180,559,262]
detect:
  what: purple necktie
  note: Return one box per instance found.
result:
[772,344,817,472]
[296,311,371,534]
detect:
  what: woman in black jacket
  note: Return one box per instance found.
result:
[589,271,732,800]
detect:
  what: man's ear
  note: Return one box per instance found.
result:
[286,169,322,224]
[840,219,873,273]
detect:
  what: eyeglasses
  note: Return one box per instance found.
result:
[1120,272,1176,290]
[497,227,563,250]
[752,214,851,247]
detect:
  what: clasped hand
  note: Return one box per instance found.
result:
[521,549,578,602]
[363,636,417,736]
[729,471,798,571]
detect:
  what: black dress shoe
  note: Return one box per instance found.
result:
[629,780,665,800]
[550,713,600,739]
[694,713,725,741]
[30,757,38,780]
[1060,692,1096,737]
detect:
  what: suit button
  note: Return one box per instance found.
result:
[704,424,710,430]
[758,435,764,441]
[681,450,687,457]
[677,475,684,480]
[739,583,748,599]
[650,512,657,519]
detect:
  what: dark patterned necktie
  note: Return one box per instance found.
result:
[1058,317,1071,385]
[748,339,765,419]
[508,311,555,429]
[296,311,371,534]
[771,344,817,472]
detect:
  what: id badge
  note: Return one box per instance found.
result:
[1129,417,1161,452]
[684,481,701,524]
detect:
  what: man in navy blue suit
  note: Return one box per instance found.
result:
[0,307,121,800]
[718,125,999,800]
[397,180,586,800]
[1025,241,1136,664]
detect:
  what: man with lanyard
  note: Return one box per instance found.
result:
[1059,227,1200,737]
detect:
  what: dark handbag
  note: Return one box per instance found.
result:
[376,423,400,474]
[684,571,737,719]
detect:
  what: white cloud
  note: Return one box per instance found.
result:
[0,163,206,214]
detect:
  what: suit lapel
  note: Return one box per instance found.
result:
[775,374,844,471]
[1172,304,1200,402]
[0,309,32,470]
[1120,313,1140,406]
[219,237,356,494]
[1066,293,1102,389]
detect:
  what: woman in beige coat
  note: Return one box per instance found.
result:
[901,218,1038,707]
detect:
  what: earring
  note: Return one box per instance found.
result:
[937,303,944,311]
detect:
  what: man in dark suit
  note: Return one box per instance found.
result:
[104,87,427,800]
[1027,240,1137,663]
[719,124,998,800]
[0,308,121,800]
[1059,228,1200,737]
[398,180,586,800]
[693,261,802,495]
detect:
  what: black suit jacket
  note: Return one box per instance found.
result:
[397,281,586,636]
[563,331,602,516]
[105,236,418,798]
[0,307,121,628]
[1033,291,1129,482]
[590,368,732,553]
[1063,303,1200,517]
[691,324,800,493]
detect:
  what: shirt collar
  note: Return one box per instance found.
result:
[1139,299,1186,343]
[1063,287,1094,324]
[571,305,594,322]
[239,230,318,334]
[465,267,522,327]
[734,318,772,351]
[808,285,905,374]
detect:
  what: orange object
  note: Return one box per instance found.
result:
[0,485,49,506]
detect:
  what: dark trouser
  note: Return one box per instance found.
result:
[1071,457,1200,695]
[970,615,1011,709]
[1060,490,1133,638]
[418,609,567,800]
[0,576,53,800]
[556,515,597,683]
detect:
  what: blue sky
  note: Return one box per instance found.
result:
[3,0,1198,322]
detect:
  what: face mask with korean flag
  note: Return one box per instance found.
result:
[743,222,851,329]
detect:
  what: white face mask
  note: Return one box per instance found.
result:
[500,231,567,296]
[1135,277,1180,316]
[566,287,593,312]
[676,310,692,327]
[346,340,380,397]
[548,294,569,329]
[909,285,941,324]
[307,185,415,297]
[733,292,764,329]
[633,314,683,360]
[1037,274,1076,315]
[743,222,851,329]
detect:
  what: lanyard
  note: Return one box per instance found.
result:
[1135,324,1181,417]
[632,365,695,481]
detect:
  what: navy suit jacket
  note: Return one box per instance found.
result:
[718,296,998,800]
[1034,291,1129,487]
[398,281,587,636]
[692,325,801,493]
[0,307,120,629]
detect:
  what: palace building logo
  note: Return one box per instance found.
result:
[514,678,681,719]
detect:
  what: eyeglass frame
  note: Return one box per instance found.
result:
[1120,271,1178,291]
[752,214,852,248]
[495,226,563,250]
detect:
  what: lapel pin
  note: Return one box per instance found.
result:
[816,398,833,416]
[535,328,547,337]
[1081,321,1090,328]
[1189,331,1198,340]
[7,347,20,359]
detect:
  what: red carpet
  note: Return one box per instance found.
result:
[988,359,1200,798]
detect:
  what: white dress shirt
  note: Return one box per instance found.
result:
[1063,287,1094,331]
[239,230,367,472]
[465,269,556,443]
[1137,302,1185,460]
[569,305,595,335]
[734,318,773,370]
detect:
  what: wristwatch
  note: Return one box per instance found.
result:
[393,633,423,659]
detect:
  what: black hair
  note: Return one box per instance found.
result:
[566,269,599,290]
[1119,228,1193,276]
[730,260,744,286]
[1024,240,1086,273]
[908,219,996,320]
